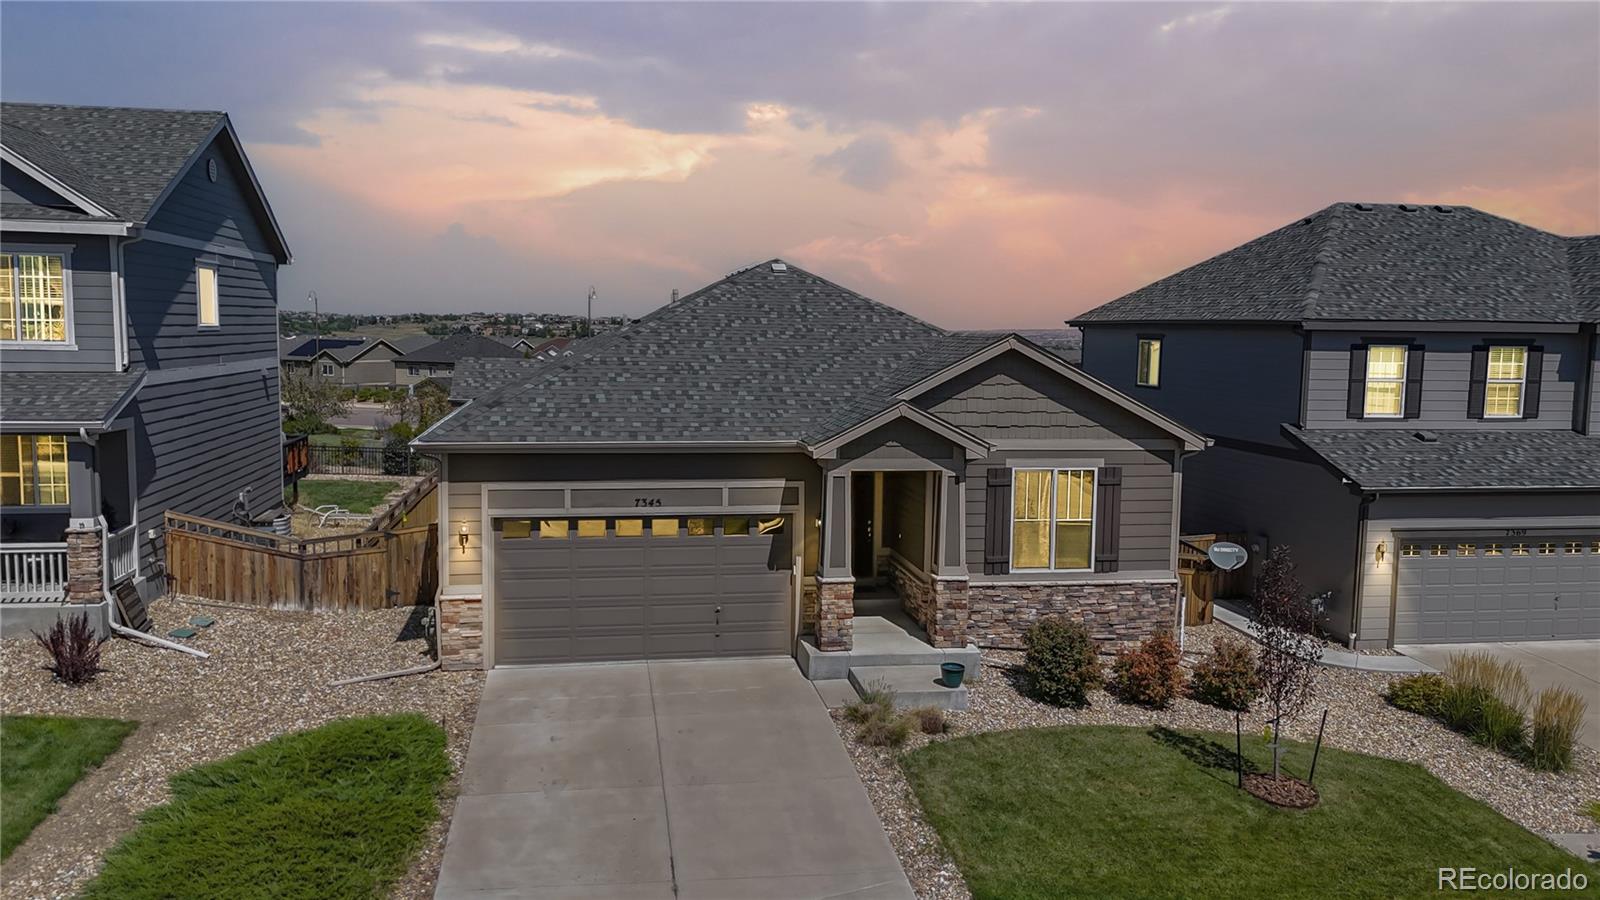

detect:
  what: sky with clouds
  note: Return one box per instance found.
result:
[4,2,1596,327]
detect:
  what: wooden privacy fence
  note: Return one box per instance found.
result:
[164,511,438,613]
[1178,532,1253,626]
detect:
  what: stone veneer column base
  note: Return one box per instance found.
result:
[817,580,855,651]
[64,525,105,606]
[929,578,970,648]
[439,594,485,670]
[966,581,1179,653]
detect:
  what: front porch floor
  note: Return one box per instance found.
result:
[796,590,981,689]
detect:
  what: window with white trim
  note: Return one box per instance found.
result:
[1011,468,1096,571]
[0,252,68,342]
[320,362,335,377]
[1484,346,1526,418]
[1363,345,1407,417]
[1,434,70,506]
[196,264,219,328]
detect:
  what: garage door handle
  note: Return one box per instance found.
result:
[714,605,722,637]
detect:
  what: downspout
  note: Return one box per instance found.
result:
[95,513,209,658]
[113,232,144,371]
[1348,491,1377,649]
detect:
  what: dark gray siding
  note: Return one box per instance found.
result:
[1304,330,1584,429]
[1,162,72,208]
[145,135,271,253]
[1180,444,1362,639]
[0,233,116,371]
[916,351,1173,442]
[1080,324,1303,446]
[131,367,283,571]
[124,240,277,369]
[837,418,963,472]
[883,471,928,567]
[965,447,1177,580]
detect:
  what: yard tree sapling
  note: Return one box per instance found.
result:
[282,369,352,433]
[1250,546,1323,779]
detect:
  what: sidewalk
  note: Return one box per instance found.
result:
[1211,600,1434,674]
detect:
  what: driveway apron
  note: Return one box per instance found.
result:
[435,657,915,899]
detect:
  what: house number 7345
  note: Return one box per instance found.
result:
[634,497,663,507]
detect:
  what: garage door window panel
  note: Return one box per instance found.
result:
[577,519,606,538]
[687,517,714,537]
[651,518,679,537]
[617,519,644,537]
[724,516,750,536]
[540,519,569,539]
[502,519,532,539]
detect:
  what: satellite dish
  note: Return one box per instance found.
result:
[1207,541,1248,572]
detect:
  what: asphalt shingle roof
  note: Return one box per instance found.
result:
[397,334,527,366]
[0,371,144,428]
[451,340,588,402]
[1285,426,1600,491]
[1075,203,1599,325]
[2,102,225,221]
[422,261,1012,446]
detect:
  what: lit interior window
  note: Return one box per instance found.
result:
[1363,346,1407,417]
[539,519,568,539]
[1136,338,1161,387]
[616,519,643,537]
[1484,346,1526,417]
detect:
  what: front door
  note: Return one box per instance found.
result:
[851,473,875,579]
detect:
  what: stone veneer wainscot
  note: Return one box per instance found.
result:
[966,581,1178,652]
[439,594,484,670]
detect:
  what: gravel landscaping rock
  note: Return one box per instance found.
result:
[837,624,1600,899]
[0,596,481,900]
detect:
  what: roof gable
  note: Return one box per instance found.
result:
[1074,203,1597,326]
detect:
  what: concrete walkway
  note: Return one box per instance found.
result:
[435,658,914,899]
[1396,641,1600,752]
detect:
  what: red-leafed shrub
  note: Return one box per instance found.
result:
[1111,632,1185,708]
[33,613,107,685]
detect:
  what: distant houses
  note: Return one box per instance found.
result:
[279,333,573,389]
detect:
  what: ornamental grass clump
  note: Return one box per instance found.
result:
[1440,651,1529,752]
[1529,686,1587,772]
[1022,617,1102,708]
[1111,632,1185,708]
[1190,635,1262,712]
[33,613,107,686]
[845,681,916,748]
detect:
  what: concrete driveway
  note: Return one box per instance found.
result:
[1397,641,1600,751]
[435,658,914,899]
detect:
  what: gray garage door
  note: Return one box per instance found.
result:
[1394,537,1600,643]
[493,514,794,665]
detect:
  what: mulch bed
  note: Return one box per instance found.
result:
[1242,772,1319,809]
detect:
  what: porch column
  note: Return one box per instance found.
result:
[817,470,854,651]
[929,471,970,648]
[64,522,104,606]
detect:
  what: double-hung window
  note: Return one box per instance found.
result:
[1136,337,1161,387]
[1484,346,1526,418]
[1363,345,1407,417]
[0,252,69,343]
[1,435,70,506]
[1012,468,1095,571]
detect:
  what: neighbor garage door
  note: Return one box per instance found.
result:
[1393,537,1600,643]
[493,514,794,665]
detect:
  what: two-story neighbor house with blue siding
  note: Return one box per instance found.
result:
[1074,203,1600,649]
[0,102,291,635]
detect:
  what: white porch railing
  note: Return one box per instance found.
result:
[106,524,138,585]
[0,543,69,604]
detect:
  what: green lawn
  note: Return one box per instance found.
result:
[297,478,399,513]
[83,714,449,900]
[2,715,136,859]
[902,726,1593,900]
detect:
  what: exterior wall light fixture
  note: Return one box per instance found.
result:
[1374,541,1386,565]
[459,523,469,552]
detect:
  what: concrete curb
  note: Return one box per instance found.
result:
[1210,602,1436,674]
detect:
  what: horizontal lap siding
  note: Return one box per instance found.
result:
[446,480,483,586]
[1305,331,1582,429]
[125,241,277,367]
[134,369,283,570]
[966,448,1176,577]
[146,134,272,252]
[0,233,117,371]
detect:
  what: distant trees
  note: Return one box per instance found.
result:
[281,370,351,434]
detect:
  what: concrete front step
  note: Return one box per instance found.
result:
[796,636,982,682]
[848,665,970,711]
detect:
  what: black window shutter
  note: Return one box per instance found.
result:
[1523,347,1544,419]
[1094,466,1123,574]
[1467,346,1489,420]
[1346,345,1368,419]
[983,468,1012,575]
[1403,346,1425,420]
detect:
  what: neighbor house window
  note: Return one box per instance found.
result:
[408,366,420,376]
[1012,468,1095,571]
[0,252,69,342]
[320,362,335,377]
[1485,346,1526,418]
[196,264,219,327]
[1363,345,1407,417]
[1136,338,1162,387]
[1,435,70,506]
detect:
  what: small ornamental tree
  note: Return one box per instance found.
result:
[1250,546,1323,778]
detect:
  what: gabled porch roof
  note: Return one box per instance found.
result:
[0,370,145,431]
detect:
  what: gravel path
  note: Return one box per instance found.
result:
[836,624,1600,899]
[0,596,481,900]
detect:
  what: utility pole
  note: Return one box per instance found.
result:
[309,290,320,378]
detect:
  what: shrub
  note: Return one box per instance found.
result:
[33,613,107,685]
[1385,673,1447,717]
[912,706,950,735]
[1190,635,1261,712]
[1111,632,1185,708]
[1022,617,1102,708]
[845,681,896,724]
[381,435,413,476]
[858,713,912,748]
[1528,686,1587,772]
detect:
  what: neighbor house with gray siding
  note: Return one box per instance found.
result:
[0,102,291,635]
[1075,203,1600,648]
[413,261,1206,677]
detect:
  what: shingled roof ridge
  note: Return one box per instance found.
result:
[1300,202,1346,319]
[2,99,227,117]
